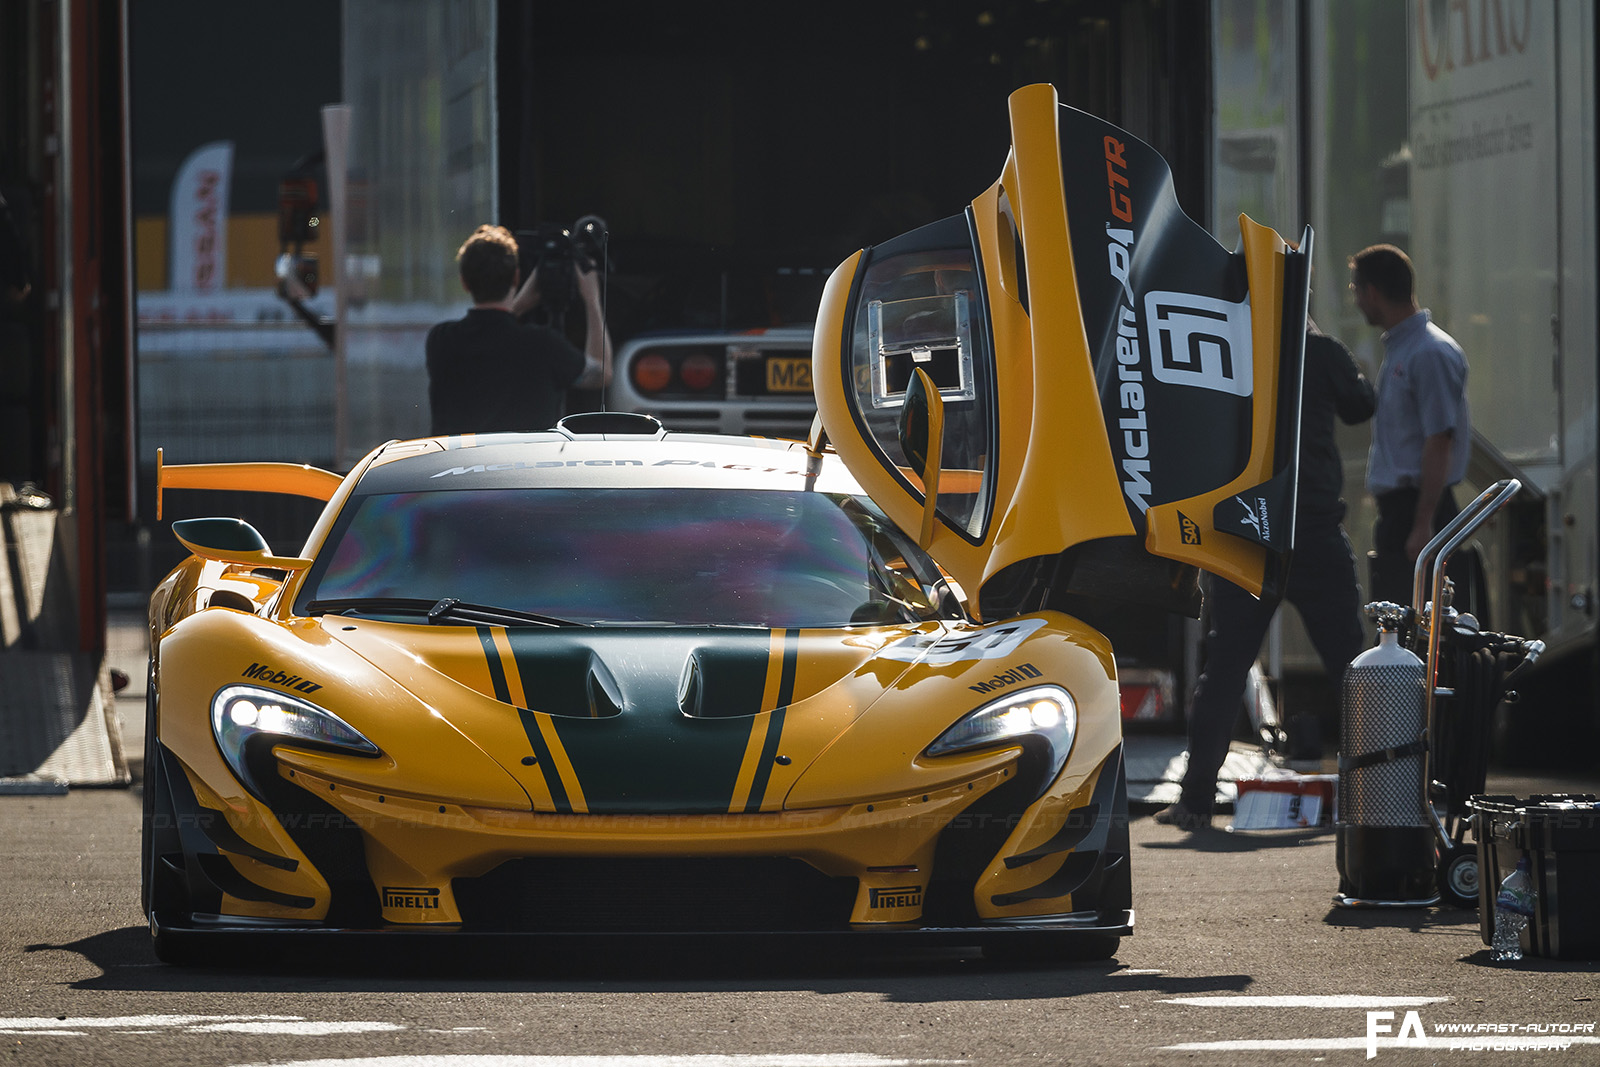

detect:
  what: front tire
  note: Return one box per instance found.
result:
[141,665,197,961]
[139,664,164,916]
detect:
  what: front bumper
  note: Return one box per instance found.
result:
[150,738,1132,937]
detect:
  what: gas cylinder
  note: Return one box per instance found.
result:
[1334,603,1439,906]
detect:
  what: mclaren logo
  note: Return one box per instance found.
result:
[382,886,441,910]
[431,459,822,479]
[431,460,645,477]
[241,663,323,694]
[1178,511,1202,545]
[869,885,923,909]
[1236,495,1270,543]
[1104,135,1152,514]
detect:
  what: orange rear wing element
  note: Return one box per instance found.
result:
[156,447,344,521]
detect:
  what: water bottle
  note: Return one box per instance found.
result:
[1491,857,1535,962]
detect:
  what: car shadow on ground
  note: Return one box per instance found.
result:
[1136,825,1332,852]
[33,925,1256,1002]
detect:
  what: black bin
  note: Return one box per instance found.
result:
[1470,794,1600,960]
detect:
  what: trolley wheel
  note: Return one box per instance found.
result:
[1438,845,1481,909]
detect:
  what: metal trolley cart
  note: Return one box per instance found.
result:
[1335,479,1544,909]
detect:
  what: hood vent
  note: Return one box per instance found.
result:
[585,655,623,718]
[677,645,775,719]
[676,652,704,718]
[518,646,625,718]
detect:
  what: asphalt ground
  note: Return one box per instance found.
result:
[2,664,1598,1067]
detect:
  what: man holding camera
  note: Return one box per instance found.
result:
[426,224,611,436]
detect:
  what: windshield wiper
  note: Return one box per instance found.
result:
[306,597,585,628]
[425,597,586,628]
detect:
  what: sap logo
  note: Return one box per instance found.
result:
[1178,511,1202,545]
[868,885,923,909]
[382,886,441,910]
[241,663,323,694]
[1145,291,1254,397]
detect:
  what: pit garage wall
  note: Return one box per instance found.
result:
[1217,0,1597,677]
[0,0,135,650]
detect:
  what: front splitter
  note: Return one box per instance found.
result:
[149,909,1134,964]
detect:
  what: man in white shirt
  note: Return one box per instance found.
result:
[1349,243,1471,607]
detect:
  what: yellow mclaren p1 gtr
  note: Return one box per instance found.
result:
[142,84,1309,964]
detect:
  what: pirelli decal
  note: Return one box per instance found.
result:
[729,628,799,813]
[382,886,441,910]
[869,885,924,909]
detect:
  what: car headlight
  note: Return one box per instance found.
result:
[924,685,1077,781]
[211,685,380,795]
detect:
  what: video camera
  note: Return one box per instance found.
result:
[516,214,607,326]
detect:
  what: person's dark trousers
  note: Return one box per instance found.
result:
[1178,519,1367,816]
[1370,487,1460,607]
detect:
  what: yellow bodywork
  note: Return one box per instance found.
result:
[151,537,1123,929]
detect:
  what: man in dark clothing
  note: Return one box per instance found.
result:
[426,224,611,435]
[1157,320,1375,830]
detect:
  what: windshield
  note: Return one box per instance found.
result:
[297,487,949,628]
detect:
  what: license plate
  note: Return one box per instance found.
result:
[765,355,812,394]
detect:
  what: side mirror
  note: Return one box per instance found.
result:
[172,517,313,572]
[897,367,945,548]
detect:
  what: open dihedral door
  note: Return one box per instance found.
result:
[811,83,1308,622]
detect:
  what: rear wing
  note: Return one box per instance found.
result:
[1052,100,1309,604]
[809,85,1308,621]
[155,447,344,521]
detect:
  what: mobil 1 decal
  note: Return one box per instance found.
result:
[1056,105,1254,526]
